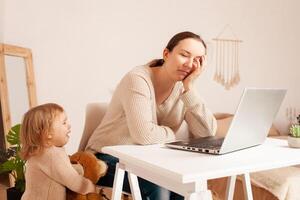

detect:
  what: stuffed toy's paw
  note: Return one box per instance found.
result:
[70,151,107,183]
[67,151,108,200]
[67,192,104,200]
[86,192,104,200]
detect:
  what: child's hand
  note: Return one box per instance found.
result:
[71,163,84,175]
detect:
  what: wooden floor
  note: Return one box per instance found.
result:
[0,174,9,200]
[0,183,223,200]
[0,181,132,200]
[102,187,132,200]
[0,183,7,200]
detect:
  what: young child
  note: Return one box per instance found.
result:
[20,103,97,200]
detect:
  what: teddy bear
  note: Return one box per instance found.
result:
[67,151,108,200]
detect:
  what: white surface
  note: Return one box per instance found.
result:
[3,0,300,153]
[225,175,236,200]
[102,138,300,184]
[241,173,253,200]
[220,88,286,154]
[128,172,142,200]
[113,163,213,200]
[0,0,3,43]
[111,163,127,200]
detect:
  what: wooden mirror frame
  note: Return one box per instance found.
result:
[0,44,37,149]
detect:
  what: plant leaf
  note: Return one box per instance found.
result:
[15,156,25,180]
[6,124,21,146]
[15,179,25,192]
[1,124,25,192]
[0,159,15,174]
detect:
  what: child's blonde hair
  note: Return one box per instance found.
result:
[20,103,64,160]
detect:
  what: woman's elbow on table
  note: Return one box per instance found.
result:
[130,125,176,145]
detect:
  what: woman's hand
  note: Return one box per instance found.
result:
[182,55,206,92]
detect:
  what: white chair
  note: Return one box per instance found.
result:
[79,102,131,200]
[79,102,108,151]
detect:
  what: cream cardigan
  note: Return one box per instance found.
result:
[86,65,217,153]
[21,146,96,200]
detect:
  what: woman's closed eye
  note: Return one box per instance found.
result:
[180,53,189,57]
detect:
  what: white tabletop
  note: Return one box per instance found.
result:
[102,138,300,184]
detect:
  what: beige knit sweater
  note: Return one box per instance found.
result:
[86,65,217,153]
[21,146,96,200]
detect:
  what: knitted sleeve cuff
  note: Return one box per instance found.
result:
[180,89,203,108]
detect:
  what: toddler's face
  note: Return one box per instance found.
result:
[50,112,71,147]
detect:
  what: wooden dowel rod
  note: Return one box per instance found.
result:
[212,38,243,43]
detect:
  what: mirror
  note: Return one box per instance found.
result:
[0,44,37,150]
[6,55,29,125]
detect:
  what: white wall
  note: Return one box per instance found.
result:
[3,0,300,153]
[0,0,4,42]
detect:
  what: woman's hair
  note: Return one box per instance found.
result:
[20,103,64,160]
[149,31,207,67]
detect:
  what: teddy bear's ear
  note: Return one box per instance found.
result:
[97,160,108,177]
[70,160,79,164]
[69,151,83,163]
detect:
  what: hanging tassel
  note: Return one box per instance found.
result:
[212,25,242,90]
[213,40,219,82]
[213,38,241,89]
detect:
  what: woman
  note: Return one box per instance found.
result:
[86,31,217,200]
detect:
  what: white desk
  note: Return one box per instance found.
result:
[102,138,300,200]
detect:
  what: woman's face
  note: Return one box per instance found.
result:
[163,38,206,81]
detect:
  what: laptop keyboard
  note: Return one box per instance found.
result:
[188,138,224,149]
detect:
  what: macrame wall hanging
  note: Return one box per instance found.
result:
[213,25,242,90]
[286,107,300,126]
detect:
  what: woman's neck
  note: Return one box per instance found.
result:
[150,65,176,104]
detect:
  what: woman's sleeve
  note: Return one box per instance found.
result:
[120,73,176,144]
[46,148,96,195]
[181,89,217,137]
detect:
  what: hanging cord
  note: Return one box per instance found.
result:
[216,24,239,41]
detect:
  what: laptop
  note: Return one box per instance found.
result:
[165,88,287,155]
